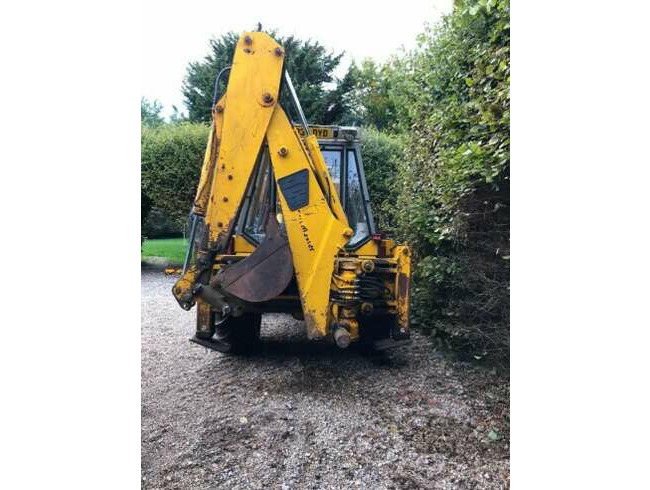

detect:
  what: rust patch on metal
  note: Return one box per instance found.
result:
[212,214,293,302]
[196,300,213,336]
[302,309,323,339]
[212,217,236,252]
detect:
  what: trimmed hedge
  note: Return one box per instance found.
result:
[141,123,210,228]
[141,190,152,244]
[390,0,510,360]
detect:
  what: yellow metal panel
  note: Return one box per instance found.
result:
[266,106,352,339]
[351,240,379,257]
[193,96,226,215]
[205,32,284,249]
[172,266,198,309]
[233,235,256,254]
[394,245,412,332]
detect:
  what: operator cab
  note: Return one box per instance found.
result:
[236,125,376,250]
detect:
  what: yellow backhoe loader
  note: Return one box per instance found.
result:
[172,31,411,353]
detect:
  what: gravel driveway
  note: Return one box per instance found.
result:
[141,269,509,489]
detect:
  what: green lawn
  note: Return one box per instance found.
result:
[141,237,188,265]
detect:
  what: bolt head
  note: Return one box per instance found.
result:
[244,35,252,45]
[263,93,274,104]
[343,228,353,239]
[275,47,284,57]
[278,147,288,157]
[215,105,223,113]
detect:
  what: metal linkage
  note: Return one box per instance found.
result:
[182,213,199,275]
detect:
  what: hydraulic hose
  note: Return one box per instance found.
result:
[211,66,232,107]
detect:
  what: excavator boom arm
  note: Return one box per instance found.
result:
[266,106,351,337]
[173,31,351,338]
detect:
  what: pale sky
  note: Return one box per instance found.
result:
[141,0,453,118]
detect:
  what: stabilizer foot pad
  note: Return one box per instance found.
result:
[190,335,233,353]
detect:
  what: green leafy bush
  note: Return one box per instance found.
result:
[141,190,153,244]
[141,123,210,228]
[389,0,510,360]
[143,207,183,239]
[359,128,404,234]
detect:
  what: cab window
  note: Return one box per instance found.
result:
[320,149,342,194]
[345,149,371,247]
[243,150,273,242]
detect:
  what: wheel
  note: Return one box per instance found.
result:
[213,313,262,354]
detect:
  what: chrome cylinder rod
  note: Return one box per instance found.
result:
[283,71,310,134]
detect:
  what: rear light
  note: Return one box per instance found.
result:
[371,233,382,241]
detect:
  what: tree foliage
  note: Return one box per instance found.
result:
[141,97,165,128]
[346,60,399,131]
[182,30,354,124]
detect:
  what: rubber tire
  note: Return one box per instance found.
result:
[214,313,262,354]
